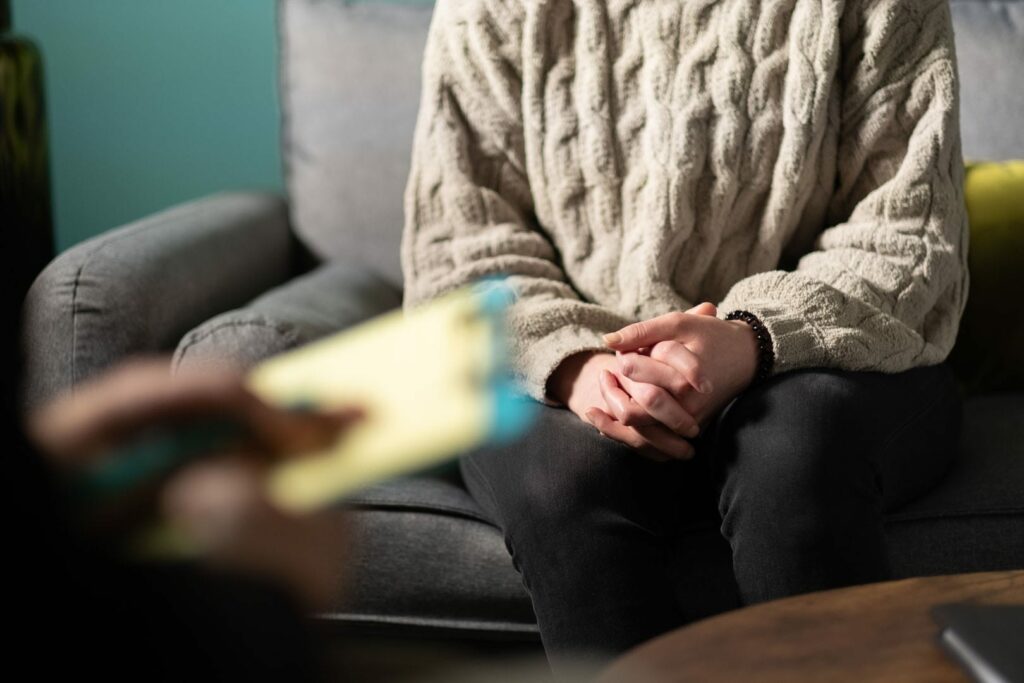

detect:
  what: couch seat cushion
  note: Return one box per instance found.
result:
[332,467,539,638]
[328,393,1023,638]
[885,393,1024,575]
[173,260,401,373]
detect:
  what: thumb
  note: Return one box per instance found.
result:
[604,312,684,350]
[686,301,718,317]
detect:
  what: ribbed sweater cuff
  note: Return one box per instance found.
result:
[717,271,830,376]
[509,303,633,404]
[524,325,612,405]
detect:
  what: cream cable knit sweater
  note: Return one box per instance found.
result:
[401,0,969,403]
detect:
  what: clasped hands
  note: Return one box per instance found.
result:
[548,302,761,461]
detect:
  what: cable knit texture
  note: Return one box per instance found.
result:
[401,0,969,403]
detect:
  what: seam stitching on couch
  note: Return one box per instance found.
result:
[65,193,287,385]
[315,613,540,636]
[174,318,300,370]
[69,202,213,387]
[885,506,1024,522]
[70,262,82,388]
[343,500,497,526]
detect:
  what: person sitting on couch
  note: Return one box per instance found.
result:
[401,0,968,672]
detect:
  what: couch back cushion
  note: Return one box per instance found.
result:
[950,0,1024,160]
[279,0,434,287]
[278,0,1024,290]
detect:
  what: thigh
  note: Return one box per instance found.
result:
[459,405,716,542]
[459,407,721,660]
[708,361,963,511]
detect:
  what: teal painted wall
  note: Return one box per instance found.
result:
[11,0,283,250]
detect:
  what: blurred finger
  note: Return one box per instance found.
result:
[160,454,270,537]
[34,359,255,463]
[35,354,364,467]
[238,403,365,460]
[161,457,350,611]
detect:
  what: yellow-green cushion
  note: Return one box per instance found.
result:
[947,160,1024,393]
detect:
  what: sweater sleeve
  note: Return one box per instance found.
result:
[716,0,969,376]
[400,0,632,403]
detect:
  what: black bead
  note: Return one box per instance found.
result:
[725,309,775,385]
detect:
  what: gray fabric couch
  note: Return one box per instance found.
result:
[21,0,1024,645]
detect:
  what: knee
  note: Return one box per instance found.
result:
[716,371,881,529]
[517,423,645,530]
[466,407,674,547]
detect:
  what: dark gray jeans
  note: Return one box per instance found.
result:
[459,363,963,667]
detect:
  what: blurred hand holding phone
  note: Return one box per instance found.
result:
[72,278,537,556]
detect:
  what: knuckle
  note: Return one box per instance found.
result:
[650,342,669,362]
[621,408,645,427]
[668,415,690,435]
[636,385,662,409]
[683,360,703,384]
[618,430,643,450]
[689,356,703,375]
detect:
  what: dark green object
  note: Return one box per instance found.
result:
[1,0,55,309]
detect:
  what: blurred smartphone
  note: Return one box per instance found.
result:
[249,278,536,512]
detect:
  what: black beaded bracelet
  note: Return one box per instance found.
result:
[725,310,775,384]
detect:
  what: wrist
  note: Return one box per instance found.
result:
[726,320,760,388]
[546,350,604,407]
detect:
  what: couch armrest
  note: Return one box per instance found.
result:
[172,260,403,374]
[20,191,294,410]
